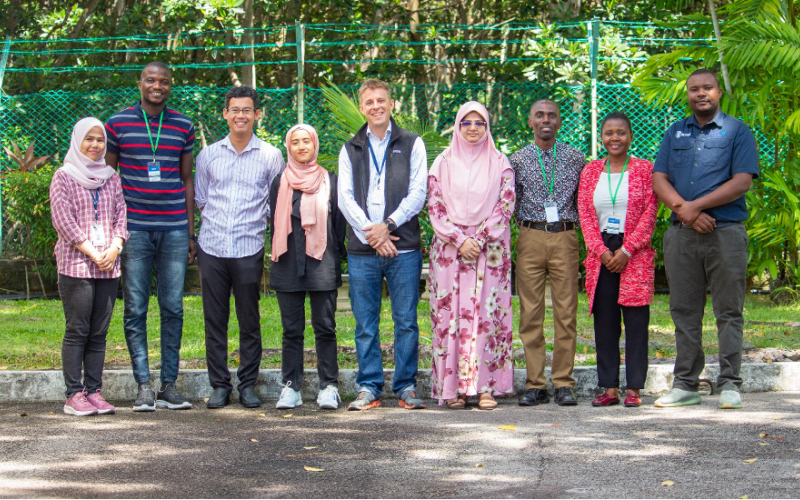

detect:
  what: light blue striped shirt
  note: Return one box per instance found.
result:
[337,122,428,247]
[195,134,283,258]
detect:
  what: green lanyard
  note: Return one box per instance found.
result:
[142,108,164,161]
[606,156,629,213]
[535,143,557,196]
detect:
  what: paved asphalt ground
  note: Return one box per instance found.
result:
[1,392,799,499]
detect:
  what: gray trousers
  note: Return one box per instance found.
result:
[663,223,748,392]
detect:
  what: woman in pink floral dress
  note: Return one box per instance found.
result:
[428,101,516,409]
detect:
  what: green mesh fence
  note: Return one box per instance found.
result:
[0,82,774,258]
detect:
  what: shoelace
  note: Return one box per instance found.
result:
[91,390,107,403]
[75,390,90,404]
[321,386,339,401]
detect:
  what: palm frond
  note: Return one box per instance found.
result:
[721,0,787,20]
[719,16,800,73]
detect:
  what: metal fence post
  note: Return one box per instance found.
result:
[295,21,305,124]
[0,36,12,257]
[589,19,599,160]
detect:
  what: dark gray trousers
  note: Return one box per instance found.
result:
[663,223,748,392]
[198,246,264,391]
[58,274,119,397]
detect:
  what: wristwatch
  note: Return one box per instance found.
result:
[113,241,123,252]
[384,218,397,232]
[188,234,198,242]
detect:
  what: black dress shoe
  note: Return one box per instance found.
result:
[554,386,578,406]
[206,387,231,409]
[238,386,261,408]
[518,388,550,406]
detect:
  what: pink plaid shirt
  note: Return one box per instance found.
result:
[50,169,129,278]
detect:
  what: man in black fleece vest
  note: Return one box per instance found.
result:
[337,79,428,410]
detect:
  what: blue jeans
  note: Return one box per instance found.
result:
[121,230,188,384]
[348,250,422,396]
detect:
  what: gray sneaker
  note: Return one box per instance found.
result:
[398,389,426,409]
[276,386,303,409]
[347,390,381,411]
[654,388,702,407]
[156,383,192,410]
[719,390,743,409]
[316,386,341,410]
[133,383,156,412]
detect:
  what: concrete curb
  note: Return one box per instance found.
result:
[2,362,799,402]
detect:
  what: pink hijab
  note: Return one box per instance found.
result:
[429,102,507,226]
[60,117,115,189]
[271,124,329,262]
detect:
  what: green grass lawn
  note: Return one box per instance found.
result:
[0,294,798,370]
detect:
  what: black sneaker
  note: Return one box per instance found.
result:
[156,382,192,410]
[554,386,578,406]
[133,383,156,412]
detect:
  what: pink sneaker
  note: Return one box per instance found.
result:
[64,390,98,416]
[86,389,116,415]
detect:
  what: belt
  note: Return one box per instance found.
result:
[672,220,741,228]
[520,221,575,233]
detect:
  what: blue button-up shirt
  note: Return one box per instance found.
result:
[195,134,284,258]
[654,110,759,222]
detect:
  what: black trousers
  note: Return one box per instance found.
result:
[276,290,339,390]
[594,232,650,390]
[58,274,119,397]
[198,246,264,391]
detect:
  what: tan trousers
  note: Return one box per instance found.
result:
[516,227,579,389]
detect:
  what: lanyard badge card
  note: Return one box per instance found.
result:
[537,144,560,223]
[605,156,629,235]
[143,109,164,182]
[89,188,106,247]
[368,140,387,205]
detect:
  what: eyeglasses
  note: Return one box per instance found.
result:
[460,120,487,129]
[227,107,255,116]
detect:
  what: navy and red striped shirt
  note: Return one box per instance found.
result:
[105,101,195,231]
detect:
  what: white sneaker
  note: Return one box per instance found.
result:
[276,386,302,409]
[719,390,743,409]
[654,388,702,407]
[317,386,341,410]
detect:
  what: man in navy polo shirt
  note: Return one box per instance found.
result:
[652,68,759,409]
[105,61,196,412]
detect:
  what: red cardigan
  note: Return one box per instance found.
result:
[578,157,658,313]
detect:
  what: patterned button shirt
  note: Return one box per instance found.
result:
[510,141,586,223]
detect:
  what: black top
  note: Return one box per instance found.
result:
[268,171,347,292]
[343,119,421,254]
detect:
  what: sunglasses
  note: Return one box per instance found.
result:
[460,120,487,129]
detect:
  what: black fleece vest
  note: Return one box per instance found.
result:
[344,120,421,255]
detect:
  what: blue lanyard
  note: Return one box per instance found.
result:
[89,188,100,221]
[367,139,388,177]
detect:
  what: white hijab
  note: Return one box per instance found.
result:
[60,117,115,189]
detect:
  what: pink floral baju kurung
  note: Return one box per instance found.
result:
[428,171,516,404]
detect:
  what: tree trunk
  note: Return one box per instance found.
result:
[54,0,103,67]
[241,0,256,88]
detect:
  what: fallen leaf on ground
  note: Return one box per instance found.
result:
[773,417,779,420]
[282,414,292,418]
[303,466,325,472]
[48,411,54,415]
[743,458,757,463]
[740,495,749,499]
[428,489,457,499]
[498,425,516,431]
[257,413,266,418]
[759,433,768,438]
[19,413,28,417]
[475,463,484,467]
[0,366,8,370]
[114,346,124,350]
[286,451,327,458]
[249,438,259,442]
[552,424,562,428]
[303,446,317,450]
[661,480,674,487]
[204,398,209,403]
[758,442,769,446]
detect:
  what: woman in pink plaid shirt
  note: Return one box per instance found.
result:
[50,117,129,416]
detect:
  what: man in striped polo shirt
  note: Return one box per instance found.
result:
[105,61,196,412]
[194,86,283,409]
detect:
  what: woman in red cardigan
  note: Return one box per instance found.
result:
[578,112,658,408]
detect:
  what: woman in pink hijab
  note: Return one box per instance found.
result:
[50,117,128,416]
[428,102,516,409]
[269,124,347,410]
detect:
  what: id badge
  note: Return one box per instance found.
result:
[606,217,621,235]
[147,161,161,182]
[90,223,106,247]
[544,200,560,223]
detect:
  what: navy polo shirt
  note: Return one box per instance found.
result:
[654,110,759,222]
[105,101,195,231]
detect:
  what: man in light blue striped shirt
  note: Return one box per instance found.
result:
[194,86,283,409]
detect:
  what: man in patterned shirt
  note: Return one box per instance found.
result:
[105,61,196,412]
[510,99,587,407]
